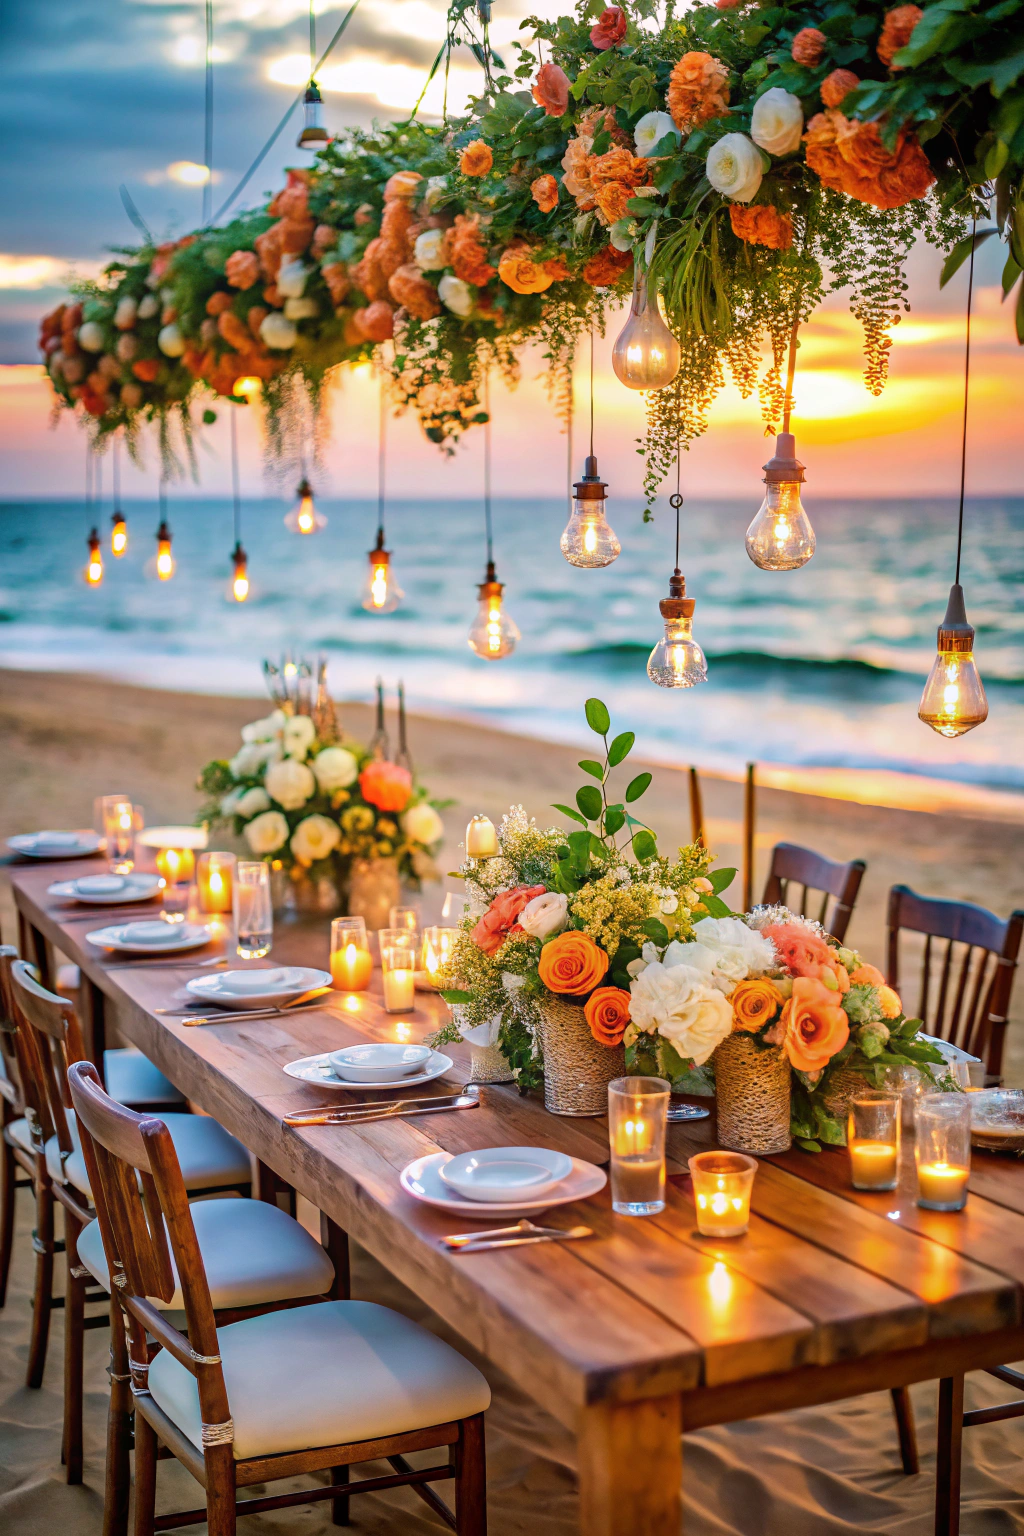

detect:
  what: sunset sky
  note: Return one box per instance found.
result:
[2,0,1022,503]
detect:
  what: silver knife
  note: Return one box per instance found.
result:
[447,1228,593,1253]
[285,1094,479,1127]
[443,1219,583,1245]
[285,1089,477,1123]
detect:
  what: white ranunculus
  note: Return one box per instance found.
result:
[750,88,804,157]
[290,813,341,864]
[157,322,186,357]
[282,714,317,760]
[517,891,568,941]
[220,788,243,818]
[260,312,298,350]
[234,786,271,819]
[265,757,316,811]
[243,810,289,856]
[401,801,445,848]
[634,111,679,156]
[706,133,763,203]
[78,321,106,352]
[284,296,318,320]
[242,710,286,744]
[438,274,473,317]
[414,229,447,271]
[276,257,308,299]
[312,746,359,793]
[629,961,733,1065]
[692,916,776,981]
[137,293,160,319]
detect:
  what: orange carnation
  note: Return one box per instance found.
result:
[460,140,493,177]
[782,978,850,1073]
[804,110,936,210]
[849,963,886,989]
[449,215,496,286]
[543,254,570,281]
[383,170,422,201]
[877,5,923,67]
[531,174,559,214]
[206,290,233,316]
[538,931,609,996]
[594,181,633,224]
[791,26,826,65]
[730,978,785,1032]
[358,760,412,813]
[225,250,260,290]
[217,310,252,353]
[589,147,650,189]
[312,223,338,259]
[728,204,793,250]
[821,69,860,108]
[532,62,569,117]
[582,244,633,287]
[131,358,160,383]
[388,263,441,320]
[585,987,631,1048]
[351,238,390,303]
[498,246,554,295]
[322,262,350,307]
[353,300,395,342]
[667,52,730,134]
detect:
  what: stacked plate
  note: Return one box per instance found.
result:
[401,1147,607,1219]
[186,967,331,1011]
[284,1043,454,1091]
[49,873,163,905]
[86,919,214,954]
[8,830,102,860]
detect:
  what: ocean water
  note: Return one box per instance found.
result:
[1,495,1021,793]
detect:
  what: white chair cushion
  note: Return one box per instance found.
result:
[45,1110,251,1200]
[6,1116,33,1155]
[104,1048,186,1107]
[149,1299,491,1460]
[76,1197,334,1310]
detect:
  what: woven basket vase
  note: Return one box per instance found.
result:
[714,1033,792,1155]
[537,994,625,1117]
[820,1068,866,1138]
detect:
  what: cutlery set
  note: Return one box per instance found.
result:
[284,1091,479,1127]
[442,1220,594,1253]
[156,988,332,1026]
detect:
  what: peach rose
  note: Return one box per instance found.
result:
[849,963,886,989]
[388,263,441,320]
[582,244,633,286]
[383,170,422,201]
[532,62,569,117]
[877,5,922,67]
[590,6,627,50]
[322,262,350,306]
[731,978,785,1032]
[782,978,850,1073]
[728,204,793,250]
[358,760,412,812]
[762,923,834,980]
[531,174,559,213]
[584,986,631,1047]
[498,246,553,295]
[449,215,496,286]
[538,931,609,995]
[595,181,633,224]
[460,140,493,177]
[878,986,903,1018]
[471,884,547,956]
[225,250,260,290]
[667,52,730,134]
[821,69,860,108]
[791,26,826,65]
[354,300,395,341]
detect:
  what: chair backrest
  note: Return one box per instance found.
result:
[761,843,866,944]
[10,959,89,1170]
[67,1060,231,1440]
[886,885,1024,1078]
[0,946,25,1111]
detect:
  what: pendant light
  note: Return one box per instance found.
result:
[83,445,103,586]
[284,474,325,533]
[919,220,988,738]
[361,380,402,613]
[468,375,519,659]
[228,407,249,602]
[647,457,707,689]
[297,2,328,148]
[155,479,175,581]
[110,434,128,556]
[745,319,815,570]
[561,334,621,567]
[612,268,680,391]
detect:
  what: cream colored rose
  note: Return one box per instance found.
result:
[693,916,776,981]
[282,714,316,760]
[265,757,315,811]
[438,275,473,317]
[242,710,286,744]
[634,111,678,156]
[157,322,186,357]
[284,296,318,320]
[276,257,308,299]
[229,741,280,779]
[706,133,763,202]
[243,810,289,855]
[290,814,341,865]
[750,88,804,157]
[518,891,568,940]
[260,311,297,350]
[312,746,359,793]
[401,801,444,847]
[628,961,733,1065]
[414,229,447,271]
[423,175,449,212]
[233,787,271,819]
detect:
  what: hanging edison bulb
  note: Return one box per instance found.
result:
[230,541,250,603]
[297,81,328,148]
[111,510,128,557]
[647,569,707,689]
[284,476,326,534]
[612,271,681,391]
[85,528,103,587]
[468,562,519,660]
[155,520,175,581]
[360,530,402,614]
[745,433,815,571]
[561,455,621,568]
[918,583,988,737]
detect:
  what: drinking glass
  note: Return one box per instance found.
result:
[608,1077,670,1217]
[916,1093,971,1211]
[381,944,416,1014]
[330,917,372,991]
[102,796,136,874]
[848,1091,901,1191]
[234,862,273,959]
[688,1151,757,1237]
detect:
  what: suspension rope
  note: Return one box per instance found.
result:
[113,434,121,506]
[955,215,977,587]
[484,371,493,566]
[202,0,214,227]
[377,379,387,540]
[588,327,595,460]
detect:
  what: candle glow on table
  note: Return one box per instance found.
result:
[849,1141,899,1189]
[465,814,499,858]
[915,1093,971,1211]
[688,1151,757,1238]
[917,1162,970,1209]
[197,851,236,914]
[381,945,416,1014]
[330,916,373,991]
[608,1077,669,1217]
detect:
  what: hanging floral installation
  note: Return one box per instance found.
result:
[38,0,1024,500]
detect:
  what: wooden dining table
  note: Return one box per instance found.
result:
[11,855,1024,1536]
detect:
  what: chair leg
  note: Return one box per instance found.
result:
[320,1213,350,1300]
[26,1177,54,1388]
[0,1136,16,1309]
[453,1413,487,1535]
[935,1375,965,1536]
[104,1303,133,1536]
[132,1412,157,1536]
[330,1463,350,1526]
[63,1209,86,1483]
[205,1445,238,1536]
[890,1385,920,1474]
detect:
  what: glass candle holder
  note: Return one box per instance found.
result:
[234,861,272,959]
[417,925,457,991]
[377,927,417,963]
[197,851,236,915]
[465,814,499,858]
[330,917,373,991]
[95,792,129,841]
[916,1094,971,1211]
[848,1091,901,1191]
[381,944,416,1014]
[389,904,420,935]
[608,1077,670,1217]
[102,796,137,874]
[688,1150,758,1238]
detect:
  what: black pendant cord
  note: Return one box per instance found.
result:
[309,0,316,78]
[230,406,242,546]
[159,476,167,530]
[671,444,682,573]
[112,433,121,508]
[202,0,214,227]
[85,441,93,524]
[377,379,387,543]
[483,370,494,566]
[955,216,977,587]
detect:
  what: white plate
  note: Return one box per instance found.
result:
[186,968,331,1010]
[86,921,214,954]
[283,1050,454,1092]
[401,1151,606,1219]
[9,831,103,860]
[438,1146,574,1203]
[48,873,164,905]
[328,1042,433,1083]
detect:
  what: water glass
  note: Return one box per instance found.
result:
[330,917,372,991]
[234,862,273,959]
[377,926,417,963]
[848,1091,901,1191]
[608,1077,670,1217]
[916,1093,971,1211]
[102,796,136,874]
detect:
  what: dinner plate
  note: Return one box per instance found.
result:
[439,1146,573,1203]
[401,1151,606,1219]
[283,1050,454,1092]
[9,831,103,860]
[186,967,332,1010]
[48,873,164,905]
[86,921,214,954]
[328,1042,433,1083]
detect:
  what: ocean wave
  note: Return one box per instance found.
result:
[563,642,1024,687]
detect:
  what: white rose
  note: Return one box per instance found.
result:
[137,293,160,319]
[234,786,271,819]
[312,746,359,793]
[692,916,776,981]
[242,710,286,744]
[77,321,105,352]
[260,312,298,350]
[290,813,341,864]
[220,788,243,818]
[284,296,318,320]
[414,229,447,271]
[626,957,648,978]
[659,988,734,1065]
[438,275,473,317]
[517,891,568,940]
[229,741,279,779]
[706,133,763,203]
[401,801,445,847]
[243,810,289,855]
[157,322,186,357]
[265,757,315,811]
[662,940,717,975]
[634,111,679,156]
[628,961,733,1065]
[659,890,679,915]
[282,715,317,760]
[750,88,804,157]
[423,175,450,212]
[276,257,308,299]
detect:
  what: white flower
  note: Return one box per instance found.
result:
[706,133,763,203]
[518,891,568,940]
[242,710,286,744]
[157,322,186,357]
[284,296,318,320]
[276,257,308,299]
[229,741,280,779]
[260,312,298,350]
[220,788,243,817]
[282,714,317,760]
[234,787,271,819]
[626,957,648,978]
[662,940,717,975]
[692,916,776,981]
[750,88,804,157]
[312,746,359,793]
[414,229,447,271]
[401,801,445,847]
[628,962,733,1065]
[77,321,105,352]
[114,297,137,330]
[659,890,679,915]
[243,810,289,856]
[438,275,473,317]
[423,176,450,212]
[290,813,341,864]
[634,111,679,156]
[501,972,525,992]
[264,757,316,811]
[137,293,160,319]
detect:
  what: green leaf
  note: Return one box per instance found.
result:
[552,802,588,826]
[604,806,626,835]
[710,867,737,895]
[439,989,474,1005]
[796,1138,822,1154]
[1017,279,1024,345]
[607,731,635,767]
[698,893,733,919]
[642,918,669,946]
[986,138,1011,179]
[632,828,658,862]
[1002,251,1022,296]
[578,759,605,780]
[585,697,611,735]
[624,771,652,803]
[940,227,997,288]
[576,785,603,821]
[568,828,593,875]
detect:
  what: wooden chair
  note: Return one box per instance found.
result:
[0,942,33,1309]
[761,844,866,944]
[67,1059,490,1536]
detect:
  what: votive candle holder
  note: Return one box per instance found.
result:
[689,1151,758,1238]
[197,851,236,915]
[102,796,136,874]
[848,1091,901,1191]
[417,925,457,991]
[609,1077,670,1217]
[234,861,272,960]
[381,944,416,1014]
[916,1094,971,1211]
[330,917,373,991]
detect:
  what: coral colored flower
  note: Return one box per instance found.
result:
[667,52,730,134]
[388,263,441,320]
[322,262,350,306]
[131,358,160,382]
[782,978,850,1072]
[590,6,627,50]
[498,246,554,295]
[791,26,826,65]
[471,884,547,955]
[354,300,395,341]
[585,987,631,1047]
[877,986,903,1019]
[590,147,650,189]
[539,931,609,996]
[448,215,497,286]
[543,254,570,281]
[358,759,412,812]
[716,0,739,9]
[460,140,493,177]
[532,62,569,116]
[531,174,559,213]
[582,244,633,286]
[821,68,860,108]
[561,138,597,207]
[849,963,886,989]
[225,251,260,290]
[804,110,936,209]
[383,170,422,201]
[730,977,785,1032]
[728,204,794,250]
[761,923,834,980]
[877,5,923,68]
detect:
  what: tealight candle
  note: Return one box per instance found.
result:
[103,796,137,874]
[917,1162,970,1208]
[465,814,499,858]
[416,925,457,991]
[196,851,236,915]
[848,1091,900,1192]
[330,917,373,991]
[850,1141,899,1189]
[688,1150,757,1238]
[381,945,416,1014]
[915,1094,971,1212]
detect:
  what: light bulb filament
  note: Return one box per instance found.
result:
[370,563,388,607]
[157,543,174,580]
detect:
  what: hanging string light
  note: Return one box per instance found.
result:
[155,480,175,581]
[83,444,103,587]
[612,259,680,391]
[919,219,988,738]
[561,331,621,567]
[647,451,707,689]
[745,317,816,571]
[285,473,325,534]
[361,379,402,613]
[298,0,329,148]
[110,434,127,556]
[228,407,249,602]
[468,377,519,660]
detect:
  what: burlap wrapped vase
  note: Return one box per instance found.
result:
[713,1033,792,1155]
[537,994,624,1116]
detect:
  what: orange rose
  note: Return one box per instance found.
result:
[594,182,633,224]
[782,978,850,1073]
[849,963,886,989]
[531,174,559,213]
[728,204,793,251]
[791,26,826,65]
[804,111,935,210]
[877,986,903,1019]
[730,978,785,1032]
[358,759,412,812]
[590,6,627,50]
[532,62,569,117]
[498,246,553,295]
[383,170,422,201]
[543,255,570,282]
[667,52,730,134]
[449,214,496,286]
[538,931,609,995]
[762,923,834,980]
[460,140,493,177]
[388,263,441,320]
[581,244,633,287]
[877,5,922,67]
[821,69,860,108]
[584,987,631,1047]
[354,300,395,341]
